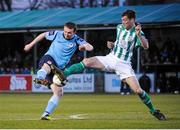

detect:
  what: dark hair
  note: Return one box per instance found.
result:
[121,10,136,19]
[64,22,77,32]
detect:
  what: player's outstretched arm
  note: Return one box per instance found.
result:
[139,36,149,49]
[79,43,93,51]
[24,32,46,52]
[135,24,149,49]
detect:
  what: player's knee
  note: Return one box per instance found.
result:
[134,88,143,94]
[54,87,63,98]
[42,63,51,73]
[50,83,64,97]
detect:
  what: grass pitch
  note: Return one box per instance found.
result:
[0,93,180,129]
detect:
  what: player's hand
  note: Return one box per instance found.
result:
[79,45,86,51]
[24,44,32,52]
[107,41,114,49]
[135,23,141,36]
[79,43,93,51]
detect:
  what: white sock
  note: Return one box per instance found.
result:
[37,68,47,79]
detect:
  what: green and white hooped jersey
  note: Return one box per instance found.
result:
[111,24,144,63]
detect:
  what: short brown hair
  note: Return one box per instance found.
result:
[64,22,77,32]
[121,10,136,19]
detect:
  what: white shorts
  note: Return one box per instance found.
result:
[96,53,135,80]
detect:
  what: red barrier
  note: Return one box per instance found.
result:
[0,75,32,92]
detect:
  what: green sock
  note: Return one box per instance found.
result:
[64,62,85,77]
[139,90,155,114]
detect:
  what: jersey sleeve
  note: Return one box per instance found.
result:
[75,35,86,45]
[135,31,145,47]
[45,30,58,41]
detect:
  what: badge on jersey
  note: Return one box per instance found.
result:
[67,43,74,48]
[48,30,55,36]
[77,37,84,42]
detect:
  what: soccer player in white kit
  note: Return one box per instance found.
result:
[61,10,166,120]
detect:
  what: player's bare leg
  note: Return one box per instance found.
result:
[83,57,106,71]
[63,57,105,78]
[126,76,166,120]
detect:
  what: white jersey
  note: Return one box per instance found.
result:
[111,24,144,63]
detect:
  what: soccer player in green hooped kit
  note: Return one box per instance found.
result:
[60,10,166,120]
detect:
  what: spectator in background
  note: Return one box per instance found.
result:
[166,78,172,93]
[175,56,179,64]
[5,67,11,73]
[22,67,30,74]
[0,67,5,74]
[121,81,131,95]
[139,70,151,93]
[164,58,172,64]
[0,0,12,11]
[161,46,169,62]
[156,73,166,93]
[106,36,115,54]
[155,37,164,51]
[14,68,20,74]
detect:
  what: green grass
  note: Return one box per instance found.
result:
[0,93,180,129]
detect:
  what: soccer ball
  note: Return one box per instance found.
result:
[53,74,61,86]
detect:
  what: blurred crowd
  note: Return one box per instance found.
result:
[0,48,33,74]
[0,0,125,12]
[140,37,179,94]
[1,0,179,12]
[141,37,179,65]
